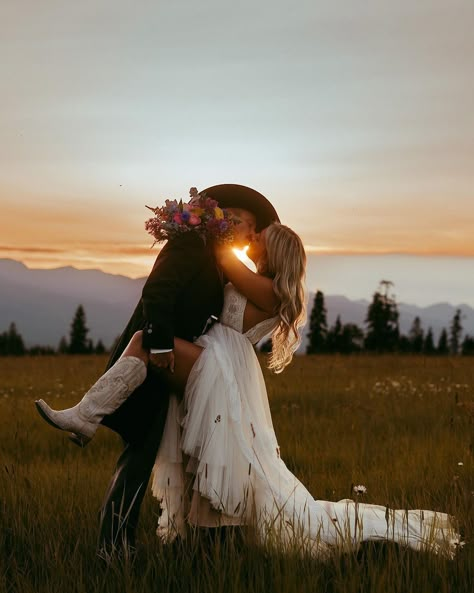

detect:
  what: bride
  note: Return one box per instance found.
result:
[36,222,460,558]
[150,223,460,558]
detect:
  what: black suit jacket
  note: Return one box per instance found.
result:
[101,232,224,443]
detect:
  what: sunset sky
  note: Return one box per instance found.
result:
[1,1,473,304]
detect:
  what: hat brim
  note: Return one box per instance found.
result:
[201,184,279,232]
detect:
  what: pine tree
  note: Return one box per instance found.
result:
[408,316,424,353]
[68,305,90,354]
[423,327,436,355]
[95,339,106,354]
[437,328,449,355]
[58,336,69,354]
[449,308,463,355]
[339,323,364,354]
[364,281,399,352]
[5,323,25,356]
[326,315,343,353]
[0,333,6,356]
[397,335,411,353]
[461,335,474,355]
[306,291,328,354]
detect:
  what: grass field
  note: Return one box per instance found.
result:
[0,355,473,593]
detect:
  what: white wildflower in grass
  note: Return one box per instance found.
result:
[353,485,367,495]
[458,462,464,466]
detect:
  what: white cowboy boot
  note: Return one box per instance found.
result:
[35,356,147,447]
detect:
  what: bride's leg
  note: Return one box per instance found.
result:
[119,330,151,364]
[35,331,148,446]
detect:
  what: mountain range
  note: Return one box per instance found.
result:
[1,258,473,350]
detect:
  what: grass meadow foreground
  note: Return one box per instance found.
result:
[0,355,473,593]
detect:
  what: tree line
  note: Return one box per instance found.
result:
[0,305,108,356]
[306,281,474,355]
[2,286,474,357]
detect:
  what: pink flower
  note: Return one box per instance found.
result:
[189,214,201,226]
[173,213,183,224]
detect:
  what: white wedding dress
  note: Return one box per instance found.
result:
[151,284,460,558]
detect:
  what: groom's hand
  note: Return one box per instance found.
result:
[149,351,175,373]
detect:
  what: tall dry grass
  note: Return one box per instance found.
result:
[0,355,472,593]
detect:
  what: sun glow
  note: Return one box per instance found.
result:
[232,246,257,271]
[232,246,249,262]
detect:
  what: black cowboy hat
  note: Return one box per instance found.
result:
[201,184,280,232]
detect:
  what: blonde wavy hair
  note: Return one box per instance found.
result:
[257,223,307,373]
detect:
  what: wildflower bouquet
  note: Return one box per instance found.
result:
[145,187,235,246]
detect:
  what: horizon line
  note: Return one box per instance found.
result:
[2,244,474,260]
[2,250,474,280]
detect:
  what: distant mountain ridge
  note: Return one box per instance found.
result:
[0,259,144,348]
[1,258,473,349]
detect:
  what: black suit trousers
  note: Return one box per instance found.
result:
[98,378,170,551]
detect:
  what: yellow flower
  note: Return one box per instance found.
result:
[214,207,224,220]
[190,207,205,216]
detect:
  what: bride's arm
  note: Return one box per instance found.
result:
[214,246,279,314]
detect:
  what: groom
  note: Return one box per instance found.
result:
[98,183,279,555]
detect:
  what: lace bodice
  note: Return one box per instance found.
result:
[219,283,278,345]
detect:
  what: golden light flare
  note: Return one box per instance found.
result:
[232,246,249,263]
[232,246,257,271]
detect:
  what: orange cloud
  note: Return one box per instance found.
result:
[0,245,64,254]
[0,242,161,276]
